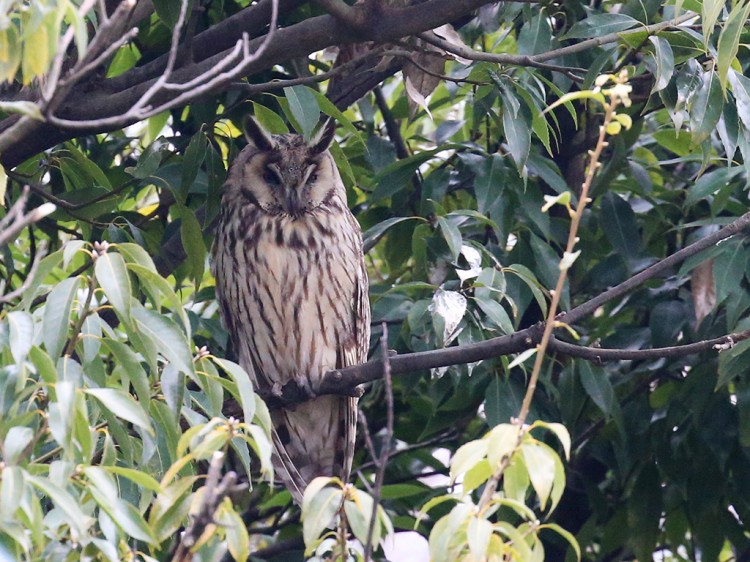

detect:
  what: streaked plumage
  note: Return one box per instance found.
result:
[212,118,370,503]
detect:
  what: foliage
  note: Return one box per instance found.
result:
[1,0,750,561]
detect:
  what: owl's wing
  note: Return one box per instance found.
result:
[339,253,370,482]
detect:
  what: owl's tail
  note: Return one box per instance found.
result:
[270,395,357,504]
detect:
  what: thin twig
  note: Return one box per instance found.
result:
[357,430,457,471]
[0,188,57,247]
[47,0,280,130]
[0,241,47,305]
[358,409,379,467]
[172,451,246,562]
[517,99,618,426]
[548,329,750,362]
[63,274,97,357]
[364,323,394,562]
[230,45,392,94]
[417,31,586,79]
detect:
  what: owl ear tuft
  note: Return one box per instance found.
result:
[308,118,336,155]
[244,116,276,150]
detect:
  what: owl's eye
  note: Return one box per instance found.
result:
[307,172,318,184]
[263,169,280,185]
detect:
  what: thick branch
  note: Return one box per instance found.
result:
[259,212,750,406]
[0,0,494,167]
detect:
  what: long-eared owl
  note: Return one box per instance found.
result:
[212,117,370,503]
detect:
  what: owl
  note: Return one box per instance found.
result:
[212,117,370,503]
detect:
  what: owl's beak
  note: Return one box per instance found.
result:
[284,188,303,215]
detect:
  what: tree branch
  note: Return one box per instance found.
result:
[0,0,495,167]
[548,329,750,362]
[563,210,750,325]
[255,211,750,407]
[312,0,366,28]
[0,187,57,247]
[364,323,393,562]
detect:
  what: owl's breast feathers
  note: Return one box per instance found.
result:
[214,191,368,394]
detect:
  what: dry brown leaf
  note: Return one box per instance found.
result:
[691,259,716,327]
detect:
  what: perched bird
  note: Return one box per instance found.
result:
[212,117,370,503]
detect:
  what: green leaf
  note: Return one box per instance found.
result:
[113,243,157,272]
[42,276,80,360]
[223,502,251,562]
[450,439,488,483]
[701,0,724,43]
[213,358,256,424]
[379,483,429,499]
[0,162,5,204]
[685,166,742,205]
[648,36,674,94]
[520,442,556,510]
[7,311,33,364]
[62,240,86,269]
[126,139,164,179]
[563,13,639,39]
[26,474,93,541]
[579,362,615,417]
[372,146,456,201]
[178,206,207,287]
[728,70,750,132]
[284,85,320,141]
[530,421,571,460]
[4,426,33,464]
[95,252,132,326]
[600,192,641,260]
[475,298,513,334]
[502,97,531,170]
[63,144,112,190]
[688,69,723,145]
[719,338,750,387]
[127,263,190,335]
[64,2,88,60]
[180,132,207,202]
[101,338,150,405]
[344,490,376,545]
[506,263,548,317]
[539,523,581,561]
[487,423,519,469]
[0,465,23,516]
[713,239,749,303]
[362,216,422,250]
[302,484,343,550]
[101,466,161,493]
[627,463,662,561]
[252,102,289,133]
[309,89,363,142]
[131,303,195,375]
[436,217,462,261]
[517,10,553,55]
[474,154,507,215]
[717,0,750,89]
[152,0,192,28]
[108,497,158,545]
[84,388,153,433]
[462,459,492,492]
[467,516,493,560]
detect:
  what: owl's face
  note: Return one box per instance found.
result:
[230,118,341,218]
